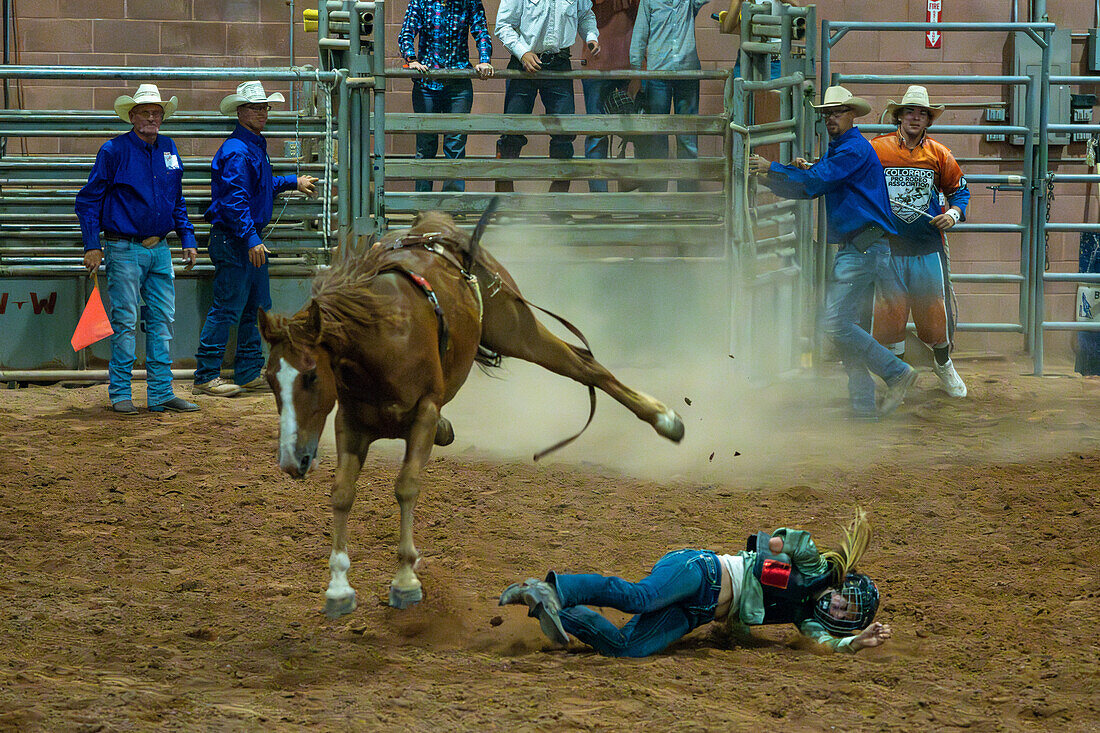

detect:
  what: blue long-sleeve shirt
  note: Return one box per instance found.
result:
[761,126,896,244]
[399,0,493,92]
[74,130,196,251]
[205,124,297,250]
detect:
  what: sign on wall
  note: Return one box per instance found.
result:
[926,0,942,48]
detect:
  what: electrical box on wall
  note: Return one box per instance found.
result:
[1010,29,1072,146]
[1090,28,1100,72]
[1072,94,1098,143]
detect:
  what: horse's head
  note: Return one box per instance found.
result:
[258,301,337,479]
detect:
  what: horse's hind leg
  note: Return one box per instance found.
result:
[325,411,372,619]
[389,398,440,608]
[482,304,684,442]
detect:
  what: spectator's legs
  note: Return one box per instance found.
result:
[412,81,440,193]
[232,258,272,386]
[140,246,177,407]
[639,80,671,192]
[440,80,474,193]
[496,57,536,193]
[581,78,627,193]
[540,57,577,193]
[672,79,700,192]
[194,229,251,386]
[104,240,141,406]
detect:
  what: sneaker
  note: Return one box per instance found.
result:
[111,399,140,416]
[880,365,917,416]
[149,397,200,413]
[192,377,244,397]
[236,377,270,392]
[932,359,967,398]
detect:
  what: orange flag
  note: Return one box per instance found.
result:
[71,274,114,351]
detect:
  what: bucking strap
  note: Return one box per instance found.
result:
[391,268,449,359]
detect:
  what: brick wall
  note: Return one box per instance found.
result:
[7,0,1100,358]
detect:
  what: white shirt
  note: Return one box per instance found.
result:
[718,553,744,613]
[495,0,599,59]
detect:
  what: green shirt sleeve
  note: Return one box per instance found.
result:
[772,528,831,578]
[797,618,859,654]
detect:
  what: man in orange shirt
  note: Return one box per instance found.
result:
[870,85,970,398]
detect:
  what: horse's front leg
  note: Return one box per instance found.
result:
[325,411,373,619]
[389,398,440,608]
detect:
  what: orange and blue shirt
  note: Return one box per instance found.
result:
[399,0,493,92]
[871,130,970,257]
[761,126,896,245]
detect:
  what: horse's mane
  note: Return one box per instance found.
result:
[302,212,473,353]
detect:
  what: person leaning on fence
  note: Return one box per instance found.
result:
[581,0,639,193]
[494,0,600,194]
[191,82,318,399]
[75,84,199,416]
[749,85,916,420]
[870,85,970,399]
[629,0,709,193]
[398,0,495,194]
[499,508,891,658]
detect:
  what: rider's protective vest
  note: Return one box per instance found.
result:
[746,532,835,626]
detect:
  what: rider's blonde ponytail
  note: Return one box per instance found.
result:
[819,508,872,585]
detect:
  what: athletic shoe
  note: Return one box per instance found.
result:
[192,377,243,397]
[880,365,917,416]
[932,359,967,398]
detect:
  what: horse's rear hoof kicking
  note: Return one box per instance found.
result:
[259,204,686,615]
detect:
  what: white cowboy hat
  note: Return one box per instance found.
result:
[884,85,945,123]
[219,81,286,116]
[113,84,178,123]
[811,85,872,118]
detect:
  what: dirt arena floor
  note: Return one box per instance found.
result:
[1,355,1097,732]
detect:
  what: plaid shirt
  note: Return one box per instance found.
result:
[398,0,493,91]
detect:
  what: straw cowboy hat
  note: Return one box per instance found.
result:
[113,84,178,123]
[884,85,945,123]
[219,81,286,116]
[811,85,872,117]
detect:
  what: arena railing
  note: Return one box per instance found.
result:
[820,19,1072,375]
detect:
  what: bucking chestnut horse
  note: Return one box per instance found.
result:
[257,202,684,616]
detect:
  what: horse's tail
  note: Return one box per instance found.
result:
[465,196,500,271]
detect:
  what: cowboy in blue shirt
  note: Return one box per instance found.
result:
[749,85,916,419]
[399,0,494,193]
[192,81,318,398]
[75,83,199,416]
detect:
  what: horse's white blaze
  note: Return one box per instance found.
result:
[276,357,300,467]
[326,549,354,599]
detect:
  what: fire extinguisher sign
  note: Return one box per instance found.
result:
[926,0,942,48]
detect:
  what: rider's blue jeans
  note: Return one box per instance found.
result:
[823,239,909,412]
[549,549,722,657]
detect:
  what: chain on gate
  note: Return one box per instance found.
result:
[1044,172,1054,271]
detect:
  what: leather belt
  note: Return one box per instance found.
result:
[104,231,162,248]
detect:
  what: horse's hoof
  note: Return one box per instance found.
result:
[389,584,423,609]
[656,410,685,443]
[434,417,455,446]
[324,592,357,619]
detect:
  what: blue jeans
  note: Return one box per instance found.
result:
[637,78,699,192]
[497,54,576,160]
[104,239,177,406]
[549,549,722,657]
[823,240,909,413]
[581,77,629,192]
[412,80,474,192]
[194,227,272,385]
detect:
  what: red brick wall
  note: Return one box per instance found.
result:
[8,0,1100,358]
